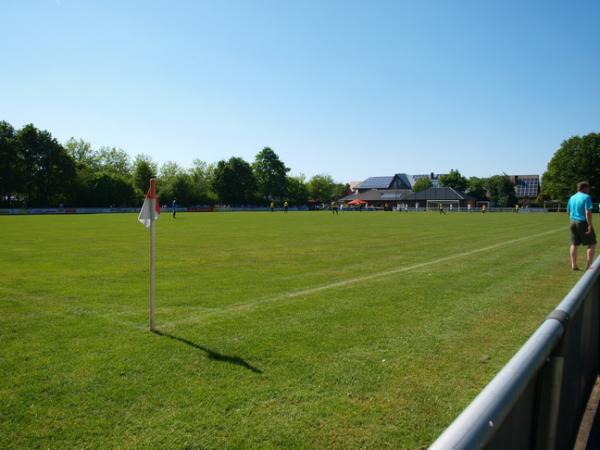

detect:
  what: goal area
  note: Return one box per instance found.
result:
[543,201,563,212]
[426,200,460,212]
[475,201,490,211]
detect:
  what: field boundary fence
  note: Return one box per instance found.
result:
[0,207,564,215]
[429,256,600,450]
[0,206,314,215]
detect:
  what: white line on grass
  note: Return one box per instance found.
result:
[160,226,565,329]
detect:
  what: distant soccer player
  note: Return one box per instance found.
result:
[438,203,446,215]
[467,203,472,213]
[481,204,487,213]
[270,201,275,212]
[284,201,288,213]
[567,181,596,270]
[172,198,176,218]
[331,201,338,215]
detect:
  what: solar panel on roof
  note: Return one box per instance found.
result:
[514,176,540,198]
[356,177,394,189]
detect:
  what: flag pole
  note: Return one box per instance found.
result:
[149,178,156,331]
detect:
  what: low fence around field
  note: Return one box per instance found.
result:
[0,206,556,215]
[0,207,140,215]
[0,206,312,215]
[429,256,600,450]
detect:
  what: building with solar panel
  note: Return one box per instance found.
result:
[353,173,448,193]
[408,173,446,189]
[339,173,469,208]
[340,172,541,208]
[354,174,413,193]
[510,175,540,203]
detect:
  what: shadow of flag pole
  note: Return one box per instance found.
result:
[138,178,160,331]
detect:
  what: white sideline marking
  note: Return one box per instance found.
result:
[161,227,564,329]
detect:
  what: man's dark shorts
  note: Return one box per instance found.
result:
[570,221,597,246]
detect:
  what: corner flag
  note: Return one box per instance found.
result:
[138,179,160,227]
[139,178,159,331]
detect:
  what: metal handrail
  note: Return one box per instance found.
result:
[429,256,600,450]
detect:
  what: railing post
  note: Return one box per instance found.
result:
[533,311,568,450]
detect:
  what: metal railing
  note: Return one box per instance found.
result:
[429,256,600,450]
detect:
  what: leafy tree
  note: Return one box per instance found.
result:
[307,174,337,202]
[286,175,309,205]
[486,174,517,207]
[65,140,137,206]
[132,154,158,194]
[85,172,137,207]
[253,147,290,202]
[211,157,257,205]
[467,176,488,200]
[542,133,600,201]
[158,160,215,206]
[170,173,196,206]
[335,183,352,199]
[64,139,100,206]
[189,159,217,204]
[439,169,468,191]
[0,121,19,205]
[64,138,99,171]
[15,124,76,206]
[412,177,433,192]
[157,161,190,205]
[159,161,183,180]
[97,146,131,176]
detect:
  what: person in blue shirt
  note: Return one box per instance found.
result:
[567,181,596,270]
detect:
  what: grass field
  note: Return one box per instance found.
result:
[0,211,584,449]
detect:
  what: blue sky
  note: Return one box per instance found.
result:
[2,0,599,182]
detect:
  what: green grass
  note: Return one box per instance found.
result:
[0,211,583,449]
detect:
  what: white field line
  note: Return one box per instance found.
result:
[160,227,565,329]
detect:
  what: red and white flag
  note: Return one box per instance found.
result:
[138,179,160,228]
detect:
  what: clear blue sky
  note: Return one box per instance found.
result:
[2,0,599,182]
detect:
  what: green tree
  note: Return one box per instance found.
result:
[189,159,217,204]
[211,157,257,204]
[307,174,337,202]
[132,154,158,194]
[0,121,20,205]
[286,175,309,205]
[412,177,432,192]
[15,124,76,206]
[158,162,191,205]
[486,175,517,207]
[170,173,196,205]
[542,133,600,201]
[64,138,99,171]
[64,139,99,207]
[253,147,290,203]
[97,146,131,176]
[85,172,137,207]
[439,169,468,191]
[467,177,488,200]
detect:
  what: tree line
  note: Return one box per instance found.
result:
[1,120,597,208]
[0,121,349,208]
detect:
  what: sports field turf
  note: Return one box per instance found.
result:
[0,211,584,449]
